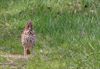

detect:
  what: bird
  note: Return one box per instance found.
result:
[21,21,35,56]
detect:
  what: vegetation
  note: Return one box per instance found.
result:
[0,0,100,69]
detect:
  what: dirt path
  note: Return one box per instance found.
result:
[0,54,32,69]
[1,54,30,59]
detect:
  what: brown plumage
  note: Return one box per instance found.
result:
[21,21,35,56]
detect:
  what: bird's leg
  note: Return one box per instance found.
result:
[24,47,27,56]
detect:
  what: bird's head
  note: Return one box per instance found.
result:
[25,21,33,31]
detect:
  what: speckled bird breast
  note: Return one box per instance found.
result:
[21,30,35,48]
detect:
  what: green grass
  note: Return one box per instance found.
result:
[0,0,100,69]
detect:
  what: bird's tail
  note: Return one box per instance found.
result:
[26,49,30,55]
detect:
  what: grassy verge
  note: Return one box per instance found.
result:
[0,0,100,69]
